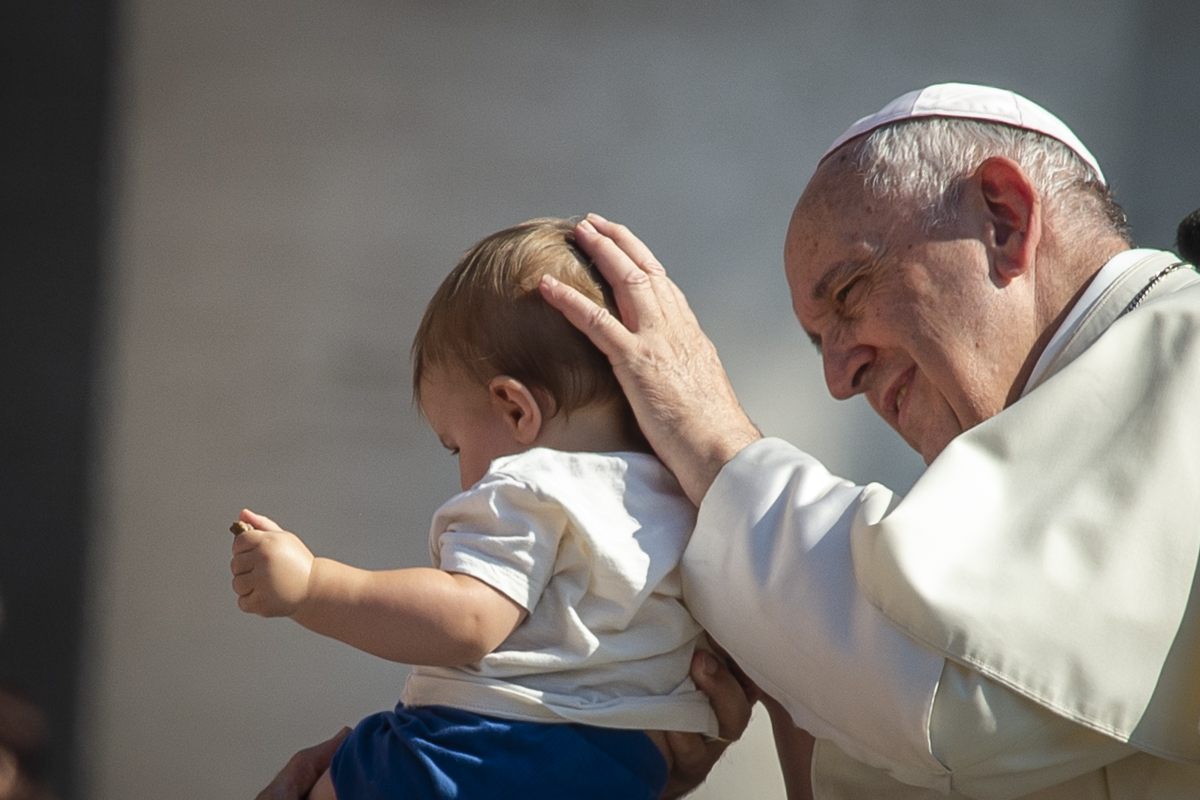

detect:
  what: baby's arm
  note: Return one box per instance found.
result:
[229,509,526,666]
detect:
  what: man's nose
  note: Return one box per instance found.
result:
[822,339,874,400]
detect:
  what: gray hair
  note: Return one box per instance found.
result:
[841,117,1131,243]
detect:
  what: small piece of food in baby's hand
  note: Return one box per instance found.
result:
[230,520,253,536]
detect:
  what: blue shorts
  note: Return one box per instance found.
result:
[330,703,669,799]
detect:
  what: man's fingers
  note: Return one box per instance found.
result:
[254,727,350,800]
[705,634,764,705]
[659,728,732,800]
[663,730,708,767]
[584,214,692,320]
[692,650,754,742]
[574,217,668,332]
[539,275,637,363]
[585,214,667,277]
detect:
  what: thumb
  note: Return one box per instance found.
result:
[241,508,284,531]
[691,649,753,742]
[254,727,351,800]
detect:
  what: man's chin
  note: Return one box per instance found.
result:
[891,409,958,465]
[919,425,965,465]
[906,426,953,466]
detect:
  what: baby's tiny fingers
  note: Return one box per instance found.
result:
[230,552,256,576]
[232,572,256,597]
[241,508,284,531]
[237,592,258,614]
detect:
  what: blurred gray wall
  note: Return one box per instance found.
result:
[72,1,1199,797]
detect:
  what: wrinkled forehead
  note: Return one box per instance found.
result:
[783,156,908,316]
[785,158,885,267]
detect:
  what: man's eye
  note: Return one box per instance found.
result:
[836,277,864,308]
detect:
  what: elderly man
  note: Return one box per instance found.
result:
[543,84,1200,798]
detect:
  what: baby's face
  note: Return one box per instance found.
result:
[420,366,526,490]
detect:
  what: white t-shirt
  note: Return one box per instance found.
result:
[402,447,718,736]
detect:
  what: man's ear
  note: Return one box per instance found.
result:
[488,376,544,445]
[975,156,1042,284]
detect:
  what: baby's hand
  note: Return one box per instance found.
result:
[230,509,315,618]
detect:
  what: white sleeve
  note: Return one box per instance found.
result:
[682,438,951,790]
[429,475,566,613]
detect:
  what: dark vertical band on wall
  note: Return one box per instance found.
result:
[1127,0,1200,250]
[0,2,116,797]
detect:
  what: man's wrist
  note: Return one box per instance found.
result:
[682,422,762,505]
[711,424,763,466]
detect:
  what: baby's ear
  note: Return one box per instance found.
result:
[488,376,543,445]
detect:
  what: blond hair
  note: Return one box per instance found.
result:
[412,218,634,429]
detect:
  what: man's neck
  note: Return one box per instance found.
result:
[1004,239,1131,408]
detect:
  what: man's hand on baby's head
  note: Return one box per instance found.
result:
[230,513,315,618]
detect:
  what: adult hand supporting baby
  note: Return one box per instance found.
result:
[539,215,761,505]
[253,727,350,800]
[659,648,756,799]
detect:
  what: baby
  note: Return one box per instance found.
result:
[230,218,717,800]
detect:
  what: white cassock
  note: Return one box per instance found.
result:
[683,249,1200,799]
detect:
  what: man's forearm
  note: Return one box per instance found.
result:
[654,406,761,505]
[765,697,816,800]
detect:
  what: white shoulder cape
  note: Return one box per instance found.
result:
[853,251,1200,761]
